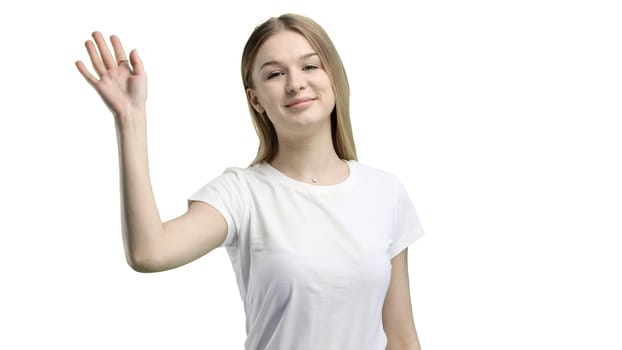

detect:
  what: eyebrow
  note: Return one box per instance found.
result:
[258,53,319,71]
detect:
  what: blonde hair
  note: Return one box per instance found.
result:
[241,13,357,167]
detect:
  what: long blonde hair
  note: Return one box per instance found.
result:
[241,14,357,167]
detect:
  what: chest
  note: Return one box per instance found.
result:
[241,190,393,291]
[247,189,395,257]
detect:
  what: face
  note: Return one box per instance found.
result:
[247,30,335,137]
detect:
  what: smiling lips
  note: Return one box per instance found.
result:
[285,97,316,109]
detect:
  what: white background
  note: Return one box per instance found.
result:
[1,0,620,349]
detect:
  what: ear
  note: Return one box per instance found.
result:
[246,88,265,114]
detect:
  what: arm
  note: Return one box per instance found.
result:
[76,32,227,272]
[382,248,422,350]
[116,124,230,272]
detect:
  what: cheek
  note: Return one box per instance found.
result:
[318,74,334,95]
[256,87,280,107]
[322,83,336,104]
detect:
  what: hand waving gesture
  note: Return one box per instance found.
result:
[75,32,147,127]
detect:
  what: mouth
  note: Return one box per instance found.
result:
[285,97,316,108]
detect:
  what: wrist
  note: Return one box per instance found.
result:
[115,109,147,132]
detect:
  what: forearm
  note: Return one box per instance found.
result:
[386,341,421,350]
[386,331,421,350]
[115,115,164,271]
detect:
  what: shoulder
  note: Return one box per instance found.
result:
[350,161,417,204]
[205,162,275,191]
[220,162,273,182]
[351,160,400,187]
[212,162,263,180]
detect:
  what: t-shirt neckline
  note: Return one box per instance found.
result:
[259,159,358,193]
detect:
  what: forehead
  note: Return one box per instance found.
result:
[254,30,317,67]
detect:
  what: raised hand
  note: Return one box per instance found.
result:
[75,32,147,127]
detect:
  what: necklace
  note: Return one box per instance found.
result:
[310,159,349,185]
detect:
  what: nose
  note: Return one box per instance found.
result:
[286,71,305,94]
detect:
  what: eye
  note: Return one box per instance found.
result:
[267,71,284,80]
[303,65,318,71]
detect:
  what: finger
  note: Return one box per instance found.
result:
[110,35,128,65]
[92,31,116,70]
[85,40,106,76]
[75,60,98,86]
[129,49,146,76]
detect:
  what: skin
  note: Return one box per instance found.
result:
[384,249,423,349]
[248,31,335,136]
[76,30,421,349]
[76,32,228,272]
[247,30,347,184]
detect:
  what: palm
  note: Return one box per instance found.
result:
[96,65,147,116]
[75,32,148,119]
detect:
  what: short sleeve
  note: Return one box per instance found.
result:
[389,177,425,258]
[187,168,247,248]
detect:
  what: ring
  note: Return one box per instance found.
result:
[118,59,129,66]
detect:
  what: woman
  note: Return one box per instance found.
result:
[76,13,424,350]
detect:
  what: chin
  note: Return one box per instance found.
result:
[276,115,330,138]
[291,111,331,127]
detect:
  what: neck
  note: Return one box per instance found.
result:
[270,123,346,184]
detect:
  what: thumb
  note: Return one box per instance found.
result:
[129,49,146,75]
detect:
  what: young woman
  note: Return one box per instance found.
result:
[76,13,424,350]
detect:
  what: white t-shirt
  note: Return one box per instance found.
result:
[188,160,424,350]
